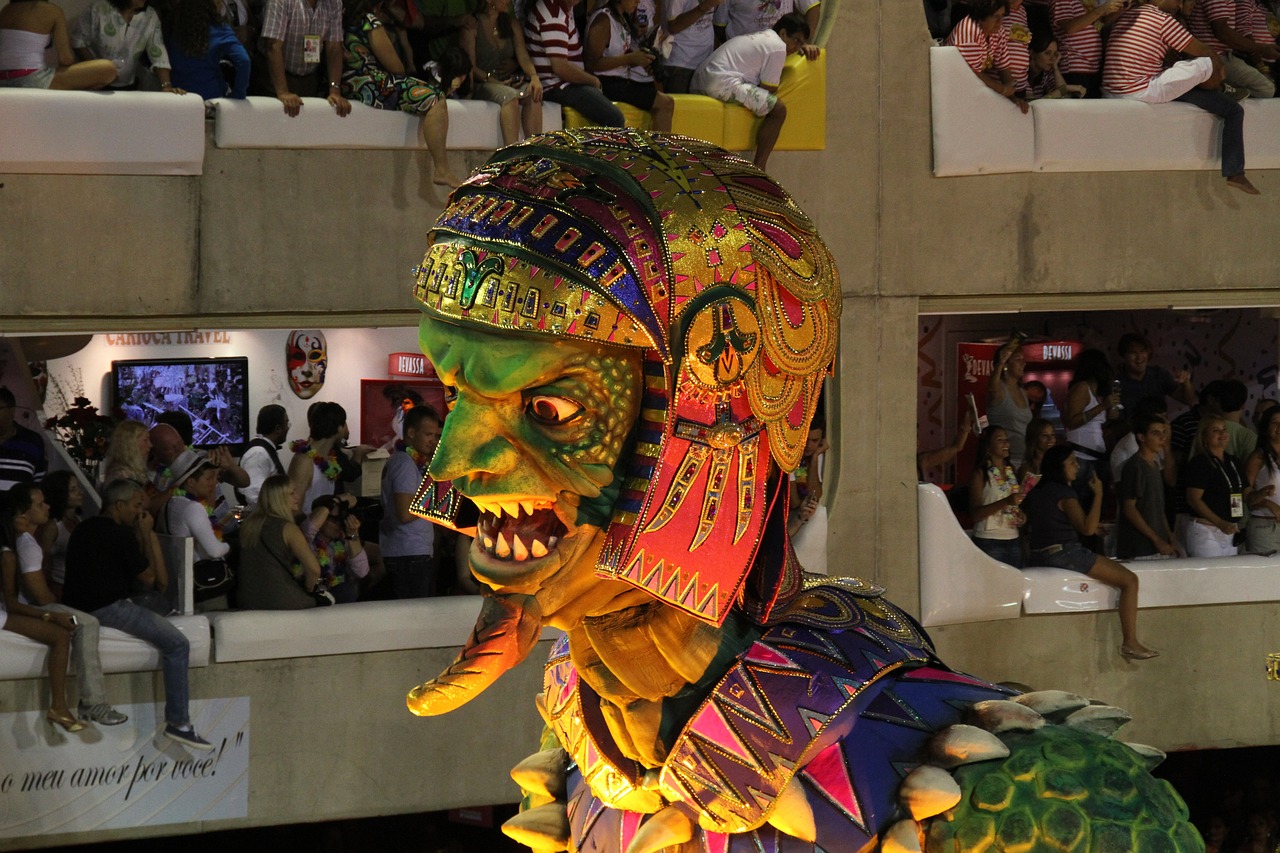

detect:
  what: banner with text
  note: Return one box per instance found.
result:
[0,697,249,841]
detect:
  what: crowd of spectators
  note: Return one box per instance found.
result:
[0,380,472,734]
[933,331,1280,659]
[1,0,825,165]
[931,0,1278,193]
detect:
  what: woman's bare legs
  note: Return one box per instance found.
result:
[1087,556,1152,654]
[5,616,73,716]
[520,94,543,139]
[650,91,674,133]
[498,98,521,146]
[51,60,117,91]
[422,100,462,188]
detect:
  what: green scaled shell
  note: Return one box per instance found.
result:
[924,725,1204,853]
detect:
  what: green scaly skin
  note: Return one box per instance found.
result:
[926,726,1204,853]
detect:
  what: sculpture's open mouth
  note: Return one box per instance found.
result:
[473,500,568,562]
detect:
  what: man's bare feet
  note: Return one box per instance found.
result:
[1227,173,1261,195]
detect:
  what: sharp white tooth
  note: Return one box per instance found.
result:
[548,536,558,548]
[495,532,511,558]
[504,502,520,518]
[482,535,494,550]
[531,539,548,558]
[512,534,530,561]
[521,500,534,516]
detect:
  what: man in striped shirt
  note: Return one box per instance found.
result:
[525,0,624,127]
[945,0,1029,112]
[0,387,45,493]
[1187,0,1277,98]
[1103,0,1259,194]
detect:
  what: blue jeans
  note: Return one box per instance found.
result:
[544,84,624,127]
[1175,87,1245,178]
[973,535,1024,568]
[92,599,190,726]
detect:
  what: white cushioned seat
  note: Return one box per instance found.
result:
[929,45,1036,176]
[0,89,207,175]
[0,614,211,680]
[212,96,562,150]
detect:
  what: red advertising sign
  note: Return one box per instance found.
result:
[387,352,434,378]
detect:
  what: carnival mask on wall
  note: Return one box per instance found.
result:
[286,330,327,400]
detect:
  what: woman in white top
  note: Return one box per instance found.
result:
[1245,406,1280,554]
[585,0,674,131]
[0,493,82,731]
[35,471,83,600]
[968,426,1025,567]
[1063,348,1120,505]
[0,0,116,88]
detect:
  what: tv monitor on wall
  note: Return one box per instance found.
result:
[112,357,250,446]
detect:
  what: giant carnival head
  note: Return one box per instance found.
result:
[407,128,840,714]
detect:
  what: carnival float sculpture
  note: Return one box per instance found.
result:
[403,129,1202,853]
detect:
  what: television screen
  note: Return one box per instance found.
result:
[112,357,250,446]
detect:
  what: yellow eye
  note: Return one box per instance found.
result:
[442,385,458,412]
[527,395,582,426]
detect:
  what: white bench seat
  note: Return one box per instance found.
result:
[930,45,1280,176]
[0,89,207,175]
[0,614,211,680]
[212,96,563,150]
[918,482,1280,626]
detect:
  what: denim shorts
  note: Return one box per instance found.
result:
[1030,541,1097,574]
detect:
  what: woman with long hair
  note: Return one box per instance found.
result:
[341,0,469,188]
[968,426,1024,567]
[585,0,674,131]
[1017,416,1056,488]
[36,470,84,601]
[987,337,1033,469]
[0,493,83,730]
[1185,415,1251,558]
[160,0,250,99]
[237,475,326,609]
[1022,445,1156,660]
[1063,347,1120,503]
[100,419,153,490]
[463,0,542,145]
[1245,406,1280,554]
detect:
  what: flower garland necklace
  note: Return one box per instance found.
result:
[172,488,227,541]
[293,534,347,588]
[403,442,430,472]
[292,439,342,481]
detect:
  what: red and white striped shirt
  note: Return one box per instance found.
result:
[1102,4,1195,96]
[946,15,1010,75]
[1235,0,1274,44]
[1005,4,1033,91]
[525,0,582,92]
[1187,0,1234,54]
[1051,0,1103,73]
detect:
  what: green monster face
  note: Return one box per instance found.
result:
[420,314,649,628]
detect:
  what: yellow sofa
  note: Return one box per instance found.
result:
[561,51,825,152]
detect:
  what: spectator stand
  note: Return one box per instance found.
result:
[560,52,827,151]
[918,481,1280,627]
[0,53,825,174]
[931,45,1280,177]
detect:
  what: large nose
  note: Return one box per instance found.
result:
[429,398,521,482]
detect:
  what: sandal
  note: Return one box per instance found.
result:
[1119,645,1160,661]
[47,709,85,732]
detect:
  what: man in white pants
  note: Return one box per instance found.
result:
[1102,0,1259,194]
[691,13,809,170]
